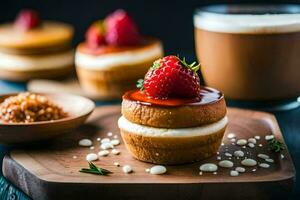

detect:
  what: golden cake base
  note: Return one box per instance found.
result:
[120,127,226,165]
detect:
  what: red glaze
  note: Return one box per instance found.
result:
[123,87,223,107]
[77,37,157,56]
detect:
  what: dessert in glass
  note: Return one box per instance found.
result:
[118,55,227,165]
[75,9,164,100]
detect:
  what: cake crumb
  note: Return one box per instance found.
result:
[111,149,120,155]
[227,133,236,139]
[237,139,247,146]
[123,165,133,173]
[86,153,98,162]
[248,143,255,148]
[98,150,109,157]
[265,158,274,163]
[225,152,232,157]
[265,135,274,141]
[107,132,113,137]
[79,139,92,147]
[230,170,239,177]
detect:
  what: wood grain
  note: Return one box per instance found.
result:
[2,106,295,200]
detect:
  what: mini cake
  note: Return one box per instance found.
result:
[118,55,227,165]
[0,9,74,81]
[75,9,163,100]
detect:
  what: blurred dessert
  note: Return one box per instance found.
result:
[118,55,227,165]
[0,9,74,81]
[75,9,163,100]
[0,92,67,123]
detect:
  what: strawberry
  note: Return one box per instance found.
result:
[85,20,106,48]
[138,55,201,99]
[104,9,141,46]
[15,9,40,31]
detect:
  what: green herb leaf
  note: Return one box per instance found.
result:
[79,162,112,176]
[136,79,144,90]
[268,138,285,153]
[88,161,99,171]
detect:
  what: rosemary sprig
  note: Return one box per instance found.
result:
[268,138,285,153]
[79,162,112,176]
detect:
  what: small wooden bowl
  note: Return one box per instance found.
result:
[0,93,95,144]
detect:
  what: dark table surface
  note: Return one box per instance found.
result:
[0,80,299,200]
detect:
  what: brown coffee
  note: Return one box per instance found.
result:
[194,5,300,100]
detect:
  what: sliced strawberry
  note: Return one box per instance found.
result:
[85,20,106,48]
[138,55,201,99]
[104,9,141,46]
[15,9,40,31]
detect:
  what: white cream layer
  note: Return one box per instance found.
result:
[0,50,74,71]
[75,42,163,70]
[118,116,228,137]
[194,13,300,33]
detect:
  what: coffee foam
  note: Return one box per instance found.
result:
[194,13,300,33]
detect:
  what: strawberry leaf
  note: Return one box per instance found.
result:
[152,59,161,69]
[136,79,144,90]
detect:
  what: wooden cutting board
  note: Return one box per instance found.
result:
[2,106,295,200]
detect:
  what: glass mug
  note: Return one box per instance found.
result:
[194,5,300,104]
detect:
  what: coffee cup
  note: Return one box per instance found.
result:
[194,4,300,101]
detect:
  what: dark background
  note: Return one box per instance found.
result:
[0,1,300,199]
[0,0,299,59]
